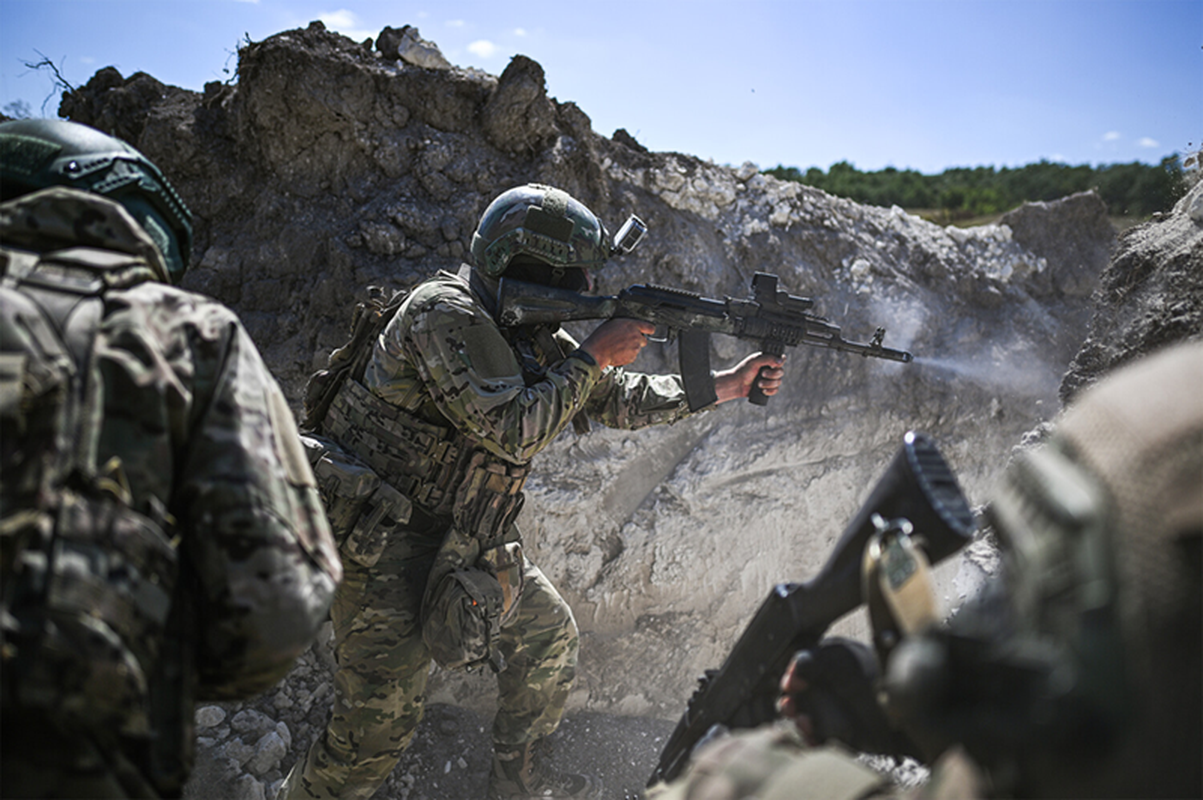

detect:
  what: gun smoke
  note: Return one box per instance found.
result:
[912,354,1060,399]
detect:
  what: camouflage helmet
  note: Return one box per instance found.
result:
[469,183,645,280]
[0,118,192,283]
[887,341,1203,797]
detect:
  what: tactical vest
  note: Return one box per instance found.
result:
[0,243,190,793]
[301,280,536,554]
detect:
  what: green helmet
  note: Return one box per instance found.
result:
[0,118,192,283]
[469,183,646,281]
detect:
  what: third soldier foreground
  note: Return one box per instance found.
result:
[651,340,1202,799]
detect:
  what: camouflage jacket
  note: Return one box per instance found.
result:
[1,187,341,700]
[363,266,704,466]
[647,722,987,800]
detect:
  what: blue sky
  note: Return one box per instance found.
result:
[2,0,1199,174]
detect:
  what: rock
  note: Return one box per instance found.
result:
[1060,178,1203,402]
[220,737,256,768]
[377,25,452,69]
[231,774,266,800]
[480,55,558,156]
[230,709,277,740]
[275,721,292,750]
[247,731,288,776]
[196,706,227,729]
[999,190,1115,297]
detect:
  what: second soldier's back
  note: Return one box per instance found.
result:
[0,119,341,798]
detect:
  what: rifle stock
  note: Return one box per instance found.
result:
[649,431,975,786]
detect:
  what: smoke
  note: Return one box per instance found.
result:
[866,296,1060,401]
[913,354,1058,398]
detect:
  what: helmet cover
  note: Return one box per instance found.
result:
[0,118,192,283]
[470,184,610,279]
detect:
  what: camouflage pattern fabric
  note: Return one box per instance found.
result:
[645,723,984,800]
[280,266,704,799]
[1,188,341,797]
[277,516,578,800]
[364,268,701,450]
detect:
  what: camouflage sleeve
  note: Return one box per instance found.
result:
[383,281,602,464]
[551,327,708,430]
[101,284,341,699]
[583,367,702,430]
[646,723,890,800]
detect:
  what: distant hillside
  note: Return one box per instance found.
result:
[767,157,1187,224]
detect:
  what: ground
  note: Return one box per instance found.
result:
[375,705,675,799]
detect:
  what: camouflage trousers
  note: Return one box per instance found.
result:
[277,517,580,800]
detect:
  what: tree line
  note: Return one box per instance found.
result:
[765,156,1187,221]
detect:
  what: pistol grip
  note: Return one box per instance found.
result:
[748,341,785,406]
[748,367,772,406]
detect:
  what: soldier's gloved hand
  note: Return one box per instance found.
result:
[777,637,925,761]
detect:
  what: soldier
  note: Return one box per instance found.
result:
[278,184,786,800]
[0,119,342,798]
[649,339,1203,799]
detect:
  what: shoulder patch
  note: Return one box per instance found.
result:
[460,323,521,380]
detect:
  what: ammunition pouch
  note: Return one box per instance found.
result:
[318,379,533,670]
[299,433,411,569]
[323,379,530,544]
[421,538,525,673]
[452,453,529,549]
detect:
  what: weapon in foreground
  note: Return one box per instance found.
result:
[497,272,913,410]
[648,431,975,787]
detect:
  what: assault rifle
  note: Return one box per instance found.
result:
[496,272,912,411]
[647,431,976,787]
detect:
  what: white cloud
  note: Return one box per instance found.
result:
[514,27,527,36]
[320,9,357,28]
[1103,131,1122,142]
[447,19,465,27]
[468,40,498,58]
[80,56,95,64]
[233,0,259,3]
[319,9,374,41]
[1137,137,1160,148]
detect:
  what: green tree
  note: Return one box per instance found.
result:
[765,156,1185,220]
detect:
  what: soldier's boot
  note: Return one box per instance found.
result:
[486,738,601,799]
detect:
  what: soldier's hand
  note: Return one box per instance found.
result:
[714,352,785,404]
[580,318,655,369]
[777,638,924,760]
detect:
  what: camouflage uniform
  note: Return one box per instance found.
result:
[280,266,702,799]
[1,187,342,797]
[644,723,983,800]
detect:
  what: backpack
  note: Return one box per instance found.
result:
[302,284,410,431]
[1,244,189,791]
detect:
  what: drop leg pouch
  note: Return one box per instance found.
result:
[420,533,525,673]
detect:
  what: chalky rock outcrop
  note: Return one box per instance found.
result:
[55,20,1201,800]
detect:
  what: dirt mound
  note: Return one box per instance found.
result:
[54,19,1201,800]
